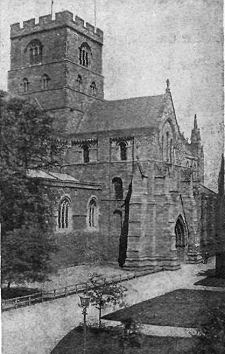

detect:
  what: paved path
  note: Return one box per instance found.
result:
[3,258,223,354]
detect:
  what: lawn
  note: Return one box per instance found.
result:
[51,326,198,354]
[103,289,225,327]
[194,269,225,287]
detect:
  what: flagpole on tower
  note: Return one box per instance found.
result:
[94,0,96,28]
[51,0,54,17]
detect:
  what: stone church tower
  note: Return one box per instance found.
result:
[8,11,104,133]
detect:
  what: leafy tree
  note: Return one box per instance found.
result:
[194,307,225,354]
[0,91,64,287]
[87,273,127,327]
[119,318,143,354]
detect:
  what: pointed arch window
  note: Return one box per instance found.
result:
[27,39,43,65]
[166,132,169,162]
[41,74,50,89]
[23,78,29,92]
[169,138,173,163]
[90,81,97,96]
[88,197,98,228]
[79,42,91,67]
[58,197,71,229]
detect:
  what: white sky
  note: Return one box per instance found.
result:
[0,0,224,190]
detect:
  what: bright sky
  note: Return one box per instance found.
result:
[0,0,224,190]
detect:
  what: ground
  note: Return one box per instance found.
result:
[3,257,225,354]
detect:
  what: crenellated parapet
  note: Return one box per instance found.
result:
[10,10,103,43]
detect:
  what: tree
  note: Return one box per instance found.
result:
[0,91,64,287]
[215,154,225,278]
[194,307,225,354]
[87,273,127,327]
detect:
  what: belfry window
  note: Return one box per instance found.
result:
[58,197,71,229]
[83,144,89,163]
[90,81,97,96]
[23,78,29,92]
[41,74,50,89]
[79,43,91,67]
[27,39,43,65]
[119,141,127,161]
[88,197,98,228]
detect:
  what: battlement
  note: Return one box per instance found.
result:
[10,10,103,43]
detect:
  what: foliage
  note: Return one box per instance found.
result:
[0,92,64,287]
[87,273,127,327]
[119,317,143,353]
[193,307,225,354]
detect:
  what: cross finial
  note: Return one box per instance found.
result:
[166,79,170,92]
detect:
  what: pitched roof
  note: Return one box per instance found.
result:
[76,94,165,134]
[27,169,79,182]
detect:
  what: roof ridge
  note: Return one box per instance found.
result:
[103,94,165,103]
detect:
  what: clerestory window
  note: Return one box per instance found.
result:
[118,141,127,161]
[83,144,89,163]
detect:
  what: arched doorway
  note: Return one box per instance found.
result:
[175,215,187,262]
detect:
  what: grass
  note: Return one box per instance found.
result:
[51,325,198,354]
[103,289,225,327]
[194,269,225,287]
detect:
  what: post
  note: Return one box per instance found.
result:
[83,307,87,354]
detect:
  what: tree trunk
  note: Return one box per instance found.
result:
[99,306,102,327]
[216,252,225,278]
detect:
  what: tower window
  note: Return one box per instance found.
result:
[41,74,50,89]
[23,78,29,92]
[58,197,71,229]
[83,144,89,163]
[88,197,98,228]
[77,75,83,91]
[90,81,97,96]
[79,43,91,67]
[119,141,127,161]
[27,39,43,65]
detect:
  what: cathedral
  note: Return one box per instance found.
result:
[8,10,216,270]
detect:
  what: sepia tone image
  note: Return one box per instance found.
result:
[0,0,224,353]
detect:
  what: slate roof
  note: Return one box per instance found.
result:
[76,94,166,134]
[27,169,79,182]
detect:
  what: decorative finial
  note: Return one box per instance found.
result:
[166,79,170,92]
[194,114,198,129]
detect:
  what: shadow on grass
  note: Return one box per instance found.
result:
[51,325,198,354]
[102,289,225,328]
[194,268,225,287]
